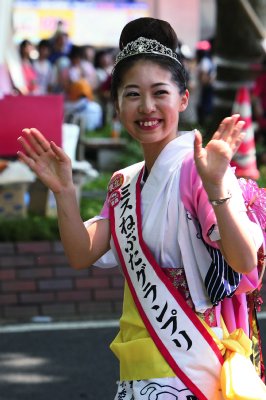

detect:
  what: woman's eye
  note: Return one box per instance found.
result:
[155,90,168,95]
[125,91,139,97]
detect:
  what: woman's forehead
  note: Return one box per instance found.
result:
[121,59,172,81]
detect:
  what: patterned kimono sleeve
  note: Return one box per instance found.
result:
[180,152,262,249]
[180,152,262,304]
[180,152,219,247]
[202,234,241,304]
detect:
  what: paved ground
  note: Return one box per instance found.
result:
[0,321,119,400]
[0,316,265,400]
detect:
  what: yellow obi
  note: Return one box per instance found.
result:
[111,282,266,399]
[110,282,175,381]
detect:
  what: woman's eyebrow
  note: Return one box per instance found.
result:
[124,84,139,89]
[124,82,170,89]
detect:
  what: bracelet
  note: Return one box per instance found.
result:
[209,192,232,206]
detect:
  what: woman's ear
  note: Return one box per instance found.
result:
[179,89,189,112]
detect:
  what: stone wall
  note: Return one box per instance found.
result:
[0,241,265,323]
[0,241,123,322]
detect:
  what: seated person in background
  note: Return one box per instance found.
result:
[94,48,115,125]
[66,45,98,96]
[80,45,98,91]
[94,48,114,86]
[64,79,103,131]
[48,55,70,94]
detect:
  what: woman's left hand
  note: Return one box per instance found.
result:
[194,114,245,189]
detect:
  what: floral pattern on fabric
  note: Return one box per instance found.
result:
[163,267,217,327]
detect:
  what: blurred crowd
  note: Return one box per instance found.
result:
[18,22,117,132]
[13,20,219,134]
[13,19,266,164]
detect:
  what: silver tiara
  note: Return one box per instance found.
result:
[113,36,182,68]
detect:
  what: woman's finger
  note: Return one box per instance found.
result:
[231,120,245,138]
[50,141,70,162]
[22,128,50,155]
[30,128,52,152]
[22,129,44,155]
[230,122,246,154]
[28,128,70,162]
[194,129,203,156]
[17,149,36,170]
[17,134,39,161]
[213,117,233,138]
[228,120,245,148]
[220,115,239,141]
[213,114,240,141]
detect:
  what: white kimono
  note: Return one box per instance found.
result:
[85,132,263,400]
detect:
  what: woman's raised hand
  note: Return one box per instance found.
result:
[193,114,245,190]
[17,128,74,194]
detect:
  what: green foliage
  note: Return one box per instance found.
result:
[80,172,111,220]
[0,196,105,242]
[0,216,59,242]
[80,197,105,221]
[85,124,112,138]
[118,136,143,168]
[258,166,266,188]
[82,172,111,191]
[0,174,111,242]
[85,123,143,165]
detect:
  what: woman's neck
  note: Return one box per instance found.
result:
[142,138,174,173]
[142,146,159,173]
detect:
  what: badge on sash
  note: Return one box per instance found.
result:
[108,173,124,195]
[108,173,124,208]
[109,190,121,208]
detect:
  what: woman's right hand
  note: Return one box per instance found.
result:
[17,128,74,194]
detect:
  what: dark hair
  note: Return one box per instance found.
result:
[94,48,114,69]
[111,18,187,101]
[19,39,32,57]
[37,39,51,50]
[68,45,82,61]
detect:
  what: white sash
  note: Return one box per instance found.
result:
[109,165,224,400]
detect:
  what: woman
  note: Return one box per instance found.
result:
[19,39,39,95]
[18,17,265,400]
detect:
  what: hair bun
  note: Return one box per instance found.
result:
[119,17,178,52]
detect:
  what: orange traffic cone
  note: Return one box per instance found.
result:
[231,86,260,180]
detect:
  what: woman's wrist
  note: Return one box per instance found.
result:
[54,184,77,200]
[208,191,232,206]
[202,181,230,201]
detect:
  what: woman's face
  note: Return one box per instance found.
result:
[116,60,189,149]
[21,42,34,58]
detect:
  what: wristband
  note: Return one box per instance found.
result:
[209,192,232,206]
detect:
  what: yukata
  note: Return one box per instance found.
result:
[85,131,264,400]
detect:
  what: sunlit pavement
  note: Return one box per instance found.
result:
[0,317,265,400]
[0,321,120,400]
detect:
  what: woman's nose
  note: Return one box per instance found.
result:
[138,96,156,114]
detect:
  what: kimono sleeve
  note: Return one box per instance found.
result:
[83,196,118,269]
[180,152,263,250]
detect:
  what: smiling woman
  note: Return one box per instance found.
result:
[114,60,189,168]
[17,16,266,400]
